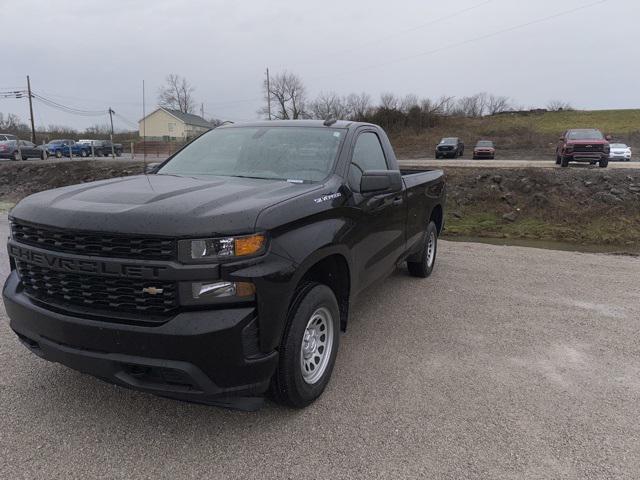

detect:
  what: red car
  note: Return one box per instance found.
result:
[473,140,495,159]
[556,129,610,168]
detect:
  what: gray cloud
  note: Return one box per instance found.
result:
[2,0,638,129]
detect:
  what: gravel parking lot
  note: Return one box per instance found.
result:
[1,216,639,479]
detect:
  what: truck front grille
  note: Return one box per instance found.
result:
[438,146,454,151]
[16,260,178,317]
[573,144,604,153]
[11,221,176,261]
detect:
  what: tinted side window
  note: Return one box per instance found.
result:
[349,132,389,191]
[352,132,387,171]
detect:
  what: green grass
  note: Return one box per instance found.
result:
[0,201,14,213]
[483,109,640,136]
[444,212,640,246]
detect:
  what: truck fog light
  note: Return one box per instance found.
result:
[191,281,255,299]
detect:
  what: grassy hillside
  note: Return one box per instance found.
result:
[392,109,640,159]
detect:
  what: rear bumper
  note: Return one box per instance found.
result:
[3,271,278,404]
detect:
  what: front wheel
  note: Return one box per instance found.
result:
[55,150,62,158]
[80,149,88,157]
[270,282,340,408]
[599,158,609,168]
[407,221,438,278]
[561,156,569,168]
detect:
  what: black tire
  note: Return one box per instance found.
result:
[407,221,438,278]
[555,154,561,165]
[561,156,569,168]
[599,157,609,168]
[80,149,88,157]
[270,282,340,408]
[435,154,441,159]
[55,150,62,158]
[115,150,122,157]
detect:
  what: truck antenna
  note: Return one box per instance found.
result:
[323,118,337,127]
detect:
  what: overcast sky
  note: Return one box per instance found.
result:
[2,0,638,130]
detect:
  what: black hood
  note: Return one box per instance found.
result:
[10,174,319,236]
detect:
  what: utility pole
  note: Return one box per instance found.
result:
[26,75,36,143]
[142,80,146,165]
[108,107,115,158]
[266,68,272,120]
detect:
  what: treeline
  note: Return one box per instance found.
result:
[261,71,573,133]
[0,112,135,143]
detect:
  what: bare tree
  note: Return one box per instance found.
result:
[158,74,196,114]
[345,92,372,120]
[486,94,512,115]
[399,94,419,113]
[379,92,399,110]
[309,91,349,120]
[547,100,574,112]
[261,71,308,120]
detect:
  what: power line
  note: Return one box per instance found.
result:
[31,92,108,117]
[315,0,611,79]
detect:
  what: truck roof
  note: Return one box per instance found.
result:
[219,120,374,130]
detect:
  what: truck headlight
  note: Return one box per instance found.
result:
[180,234,266,262]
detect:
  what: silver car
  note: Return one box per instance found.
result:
[609,143,632,161]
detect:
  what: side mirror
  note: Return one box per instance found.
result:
[605,135,612,141]
[360,170,403,194]
[559,137,564,141]
[144,162,160,174]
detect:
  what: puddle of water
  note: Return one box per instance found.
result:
[444,235,640,255]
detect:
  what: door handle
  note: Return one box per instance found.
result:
[392,196,404,206]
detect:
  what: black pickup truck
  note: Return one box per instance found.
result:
[3,120,446,409]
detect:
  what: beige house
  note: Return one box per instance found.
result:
[139,107,213,141]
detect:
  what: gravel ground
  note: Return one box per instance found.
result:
[1,217,639,479]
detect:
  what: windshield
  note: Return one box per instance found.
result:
[610,143,627,148]
[567,130,603,140]
[440,138,457,145]
[158,126,345,182]
[476,141,493,147]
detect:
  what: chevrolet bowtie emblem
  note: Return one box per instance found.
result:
[142,286,164,295]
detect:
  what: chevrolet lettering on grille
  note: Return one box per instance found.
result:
[8,243,167,279]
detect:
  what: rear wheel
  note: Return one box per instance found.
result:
[407,221,438,278]
[55,150,62,158]
[270,282,340,408]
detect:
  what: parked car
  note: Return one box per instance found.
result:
[78,139,123,157]
[435,137,464,158]
[556,129,610,168]
[473,140,496,159]
[4,120,447,410]
[609,143,632,162]
[0,140,47,160]
[0,133,18,142]
[46,139,92,158]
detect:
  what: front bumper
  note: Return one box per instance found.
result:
[566,152,608,162]
[3,271,278,404]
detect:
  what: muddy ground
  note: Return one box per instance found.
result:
[1,160,639,249]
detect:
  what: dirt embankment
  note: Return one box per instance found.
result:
[1,161,639,248]
[0,161,145,202]
[442,167,640,246]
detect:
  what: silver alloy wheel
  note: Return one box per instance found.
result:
[426,231,436,268]
[300,306,334,385]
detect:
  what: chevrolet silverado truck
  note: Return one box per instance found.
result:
[3,120,446,410]
[556,129,611,168]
